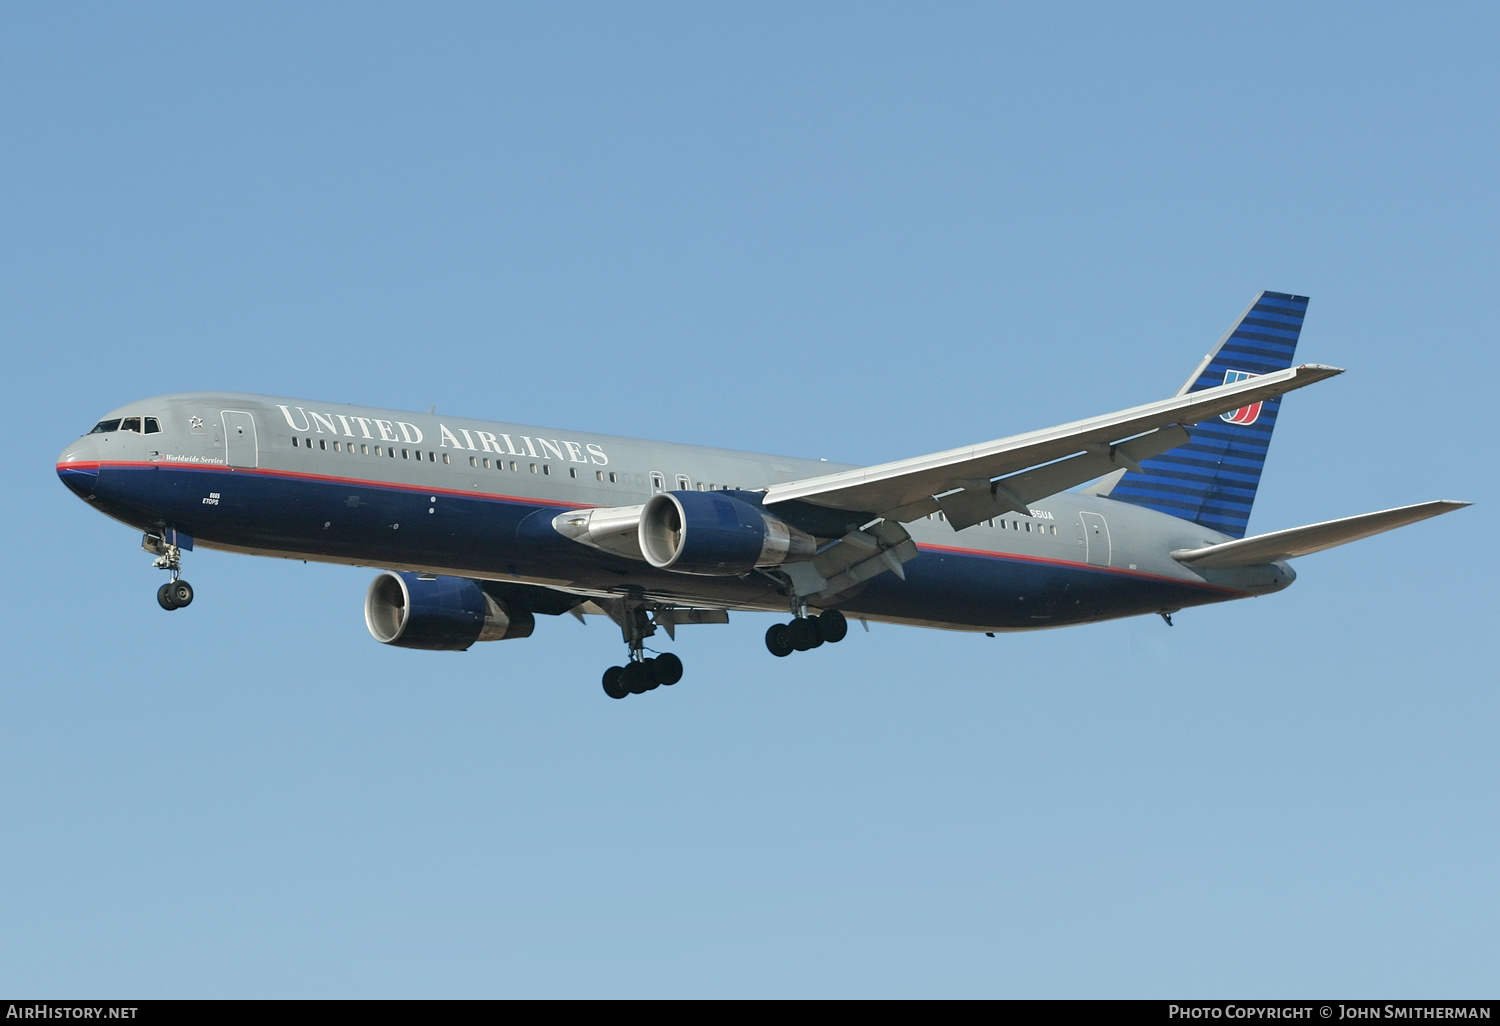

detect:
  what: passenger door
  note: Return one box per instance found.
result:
[221,410,259,468]
[1080,511,1111,567]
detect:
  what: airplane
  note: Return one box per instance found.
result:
[56,291,1467,699]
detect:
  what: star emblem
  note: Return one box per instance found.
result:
[189,416,204,429]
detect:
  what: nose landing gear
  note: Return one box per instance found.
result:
[157,579,195,610]
[144,533,194,610]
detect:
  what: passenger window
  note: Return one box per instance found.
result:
[530,463,538,474]
[374,445,382,455]
[442,453,450,464]
[569,467,578,478]
[608,472,617,483]
[469,456,477,467]
[292,437,299,447]
[320,440,328,451]
[144,417,160,433]
[676,475,690,491]
[89,419,121,434]
[1050,525,1058,535]
[650,473,665,492]
[388,447,396,458]
[333,441,341,452]
[596,471,604,481]
[483,458,491,469]
[509,461,517,471]
[543,465,551,475]
[120,417,141,433]
[361,444,369,455]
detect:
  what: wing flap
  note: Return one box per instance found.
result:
[937,424,1192,530]
[764,363,1343,519]
[1171,500,1470,568]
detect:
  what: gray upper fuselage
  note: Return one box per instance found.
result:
[57,391,1294,630]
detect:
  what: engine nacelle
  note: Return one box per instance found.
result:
[639,491,816,575]
[364,571,535,651]
[551,503,646,560]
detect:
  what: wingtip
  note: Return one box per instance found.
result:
[1298,363,1346,376]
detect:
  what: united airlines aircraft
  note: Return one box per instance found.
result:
[57,292,1466,699]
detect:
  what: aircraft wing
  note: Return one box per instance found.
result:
[1170,500,1470,568]
[763,363,1344,527]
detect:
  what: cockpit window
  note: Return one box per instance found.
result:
[144,417,161,433]
[120,417,142,433]
[89,419,121,434]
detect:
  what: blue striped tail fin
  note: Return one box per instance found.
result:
[1107,291,1310,538]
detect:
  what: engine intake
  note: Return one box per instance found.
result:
[364,571,535,651]
[639,491,816,575]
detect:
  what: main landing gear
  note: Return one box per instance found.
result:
[600,598,686,700]
[602,652,683,700]
[145,533,195,611]
[765,608,848,657]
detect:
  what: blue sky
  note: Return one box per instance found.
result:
[1,2,1495,997]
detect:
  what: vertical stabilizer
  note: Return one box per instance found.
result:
[1106,291,1309,538]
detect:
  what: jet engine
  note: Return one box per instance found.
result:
[364,571,535,651]
[638,491,816,575]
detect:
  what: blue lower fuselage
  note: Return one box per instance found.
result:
[61,459,1259,632]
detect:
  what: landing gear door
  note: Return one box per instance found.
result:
[222,410,259,468]
[1080,511,1111,567]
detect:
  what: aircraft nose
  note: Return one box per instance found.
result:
[57,439,100,500]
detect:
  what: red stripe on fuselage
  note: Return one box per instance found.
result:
[68,460,1245,596]
[915,541,1245,595]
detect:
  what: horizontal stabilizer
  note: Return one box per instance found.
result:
[1171,500,1470,568]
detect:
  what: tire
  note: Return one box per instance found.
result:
[652,652,684,686]
[765,623,794,658]
[817,609,848,644]
[788,616,822,651]
[602,666,629,700]
[157,583,178,610]
[641,659,661,691]
[170,580,194,607]
[622,661,652,695]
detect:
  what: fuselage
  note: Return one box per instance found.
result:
[56,392,1294,631]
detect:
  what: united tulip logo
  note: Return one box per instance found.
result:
[1220,369,1263,425]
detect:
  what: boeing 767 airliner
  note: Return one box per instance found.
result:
[56,292,1466,698]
